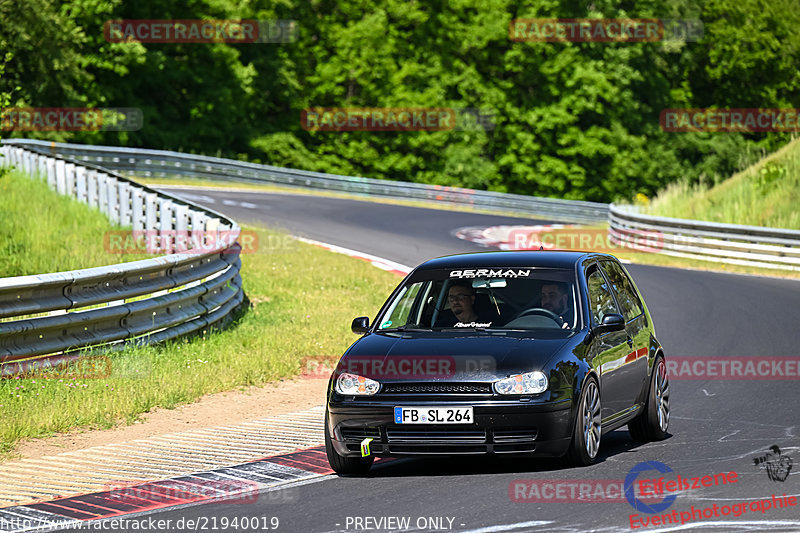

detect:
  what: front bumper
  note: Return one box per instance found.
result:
[327,397,573,458]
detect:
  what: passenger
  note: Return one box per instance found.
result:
[540,281,574,328]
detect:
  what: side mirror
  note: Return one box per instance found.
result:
[595,313,625,334]
[351,316,370,335]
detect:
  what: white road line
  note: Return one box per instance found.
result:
[296,237,412,275]
[457,521,554,533]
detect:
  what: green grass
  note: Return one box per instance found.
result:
[0,171,400,460]
[646,137,800,229]
[0,170,155,276]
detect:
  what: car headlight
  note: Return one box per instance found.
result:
[495,371,548,395]
[335,372,380,395]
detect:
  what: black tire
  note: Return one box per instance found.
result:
[566,376,601,467]
[628,355,670,442]
[324,417,374,475]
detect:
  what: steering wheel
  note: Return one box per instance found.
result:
[513,307,564,326]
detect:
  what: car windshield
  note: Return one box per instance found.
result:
[377,267,579,331]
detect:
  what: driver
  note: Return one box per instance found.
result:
[540,281,574,329]
[442,282,494,327]
[447,282,480,324]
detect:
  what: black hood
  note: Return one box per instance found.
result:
[341,331,572,381]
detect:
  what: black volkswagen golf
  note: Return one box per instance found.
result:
[325,251,670,474]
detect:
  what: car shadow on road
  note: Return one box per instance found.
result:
[361,429,674,478]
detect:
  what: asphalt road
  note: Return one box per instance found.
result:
[100,187,800,532]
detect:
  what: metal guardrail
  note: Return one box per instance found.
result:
[0,143,247,375]
[3,139,610,224]
[609,204,800,271]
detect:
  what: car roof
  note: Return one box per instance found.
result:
[416,250,616,270]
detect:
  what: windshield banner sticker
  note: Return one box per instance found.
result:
[450,269,532,278]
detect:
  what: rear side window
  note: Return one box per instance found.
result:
[586,268,619,325]
[600,261,643,321]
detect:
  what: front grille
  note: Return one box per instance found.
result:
[386,426,487,454]
[340,426,384,453]
[340,427,381,440]
[386,427,487,443]
[492,427,537,453]
[336,425,537,455]
[381,382,493,394]
[492,428,538,443]
[385,426,488,454]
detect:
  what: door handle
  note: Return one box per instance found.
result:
[626,336,634,346]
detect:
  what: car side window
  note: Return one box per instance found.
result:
[586,268,619,325]
[380,282,423,328]
[600,261,643,321]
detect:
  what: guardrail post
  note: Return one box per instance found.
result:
[190,210,208,251]
[206,217,220,232]
[190,210,207,232]
[46,157,57,190]
[118,182,131,226]
[64,163,76,197]
[175,204,189,252]
[159,199,175,253]
[106,176,119,223]
[76,166,87,203]
[97,173,109,215]
[37,153,47,179]
[145,192,159,252]
[87,169,98,208]
[55,160,66,194]
[132,188,145,231]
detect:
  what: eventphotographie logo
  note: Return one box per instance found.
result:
[753,445,793,482]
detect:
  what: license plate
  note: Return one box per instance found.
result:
[394,406,473,424]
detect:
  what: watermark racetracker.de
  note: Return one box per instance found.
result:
[104,19,298,43]
[666,356,800,380]
[104,479,260,505]
[661,108,800,132]
[1,107,142,131]
[0,355,111,379]
[509,18,703,42]
[508,462,737,507]
[300,355,497,380]
[103,230,270,255]
[300,107,496,132]
[507,226,663,253]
